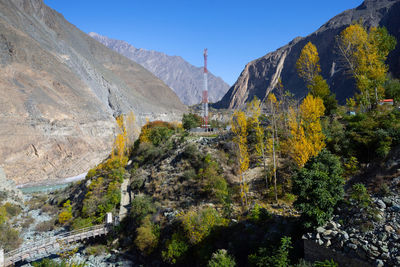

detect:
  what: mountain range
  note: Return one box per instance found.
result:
[0,0,186,185]
[215,0,400,109]
[89,32,230,106]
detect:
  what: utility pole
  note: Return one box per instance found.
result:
[202,48,209,129]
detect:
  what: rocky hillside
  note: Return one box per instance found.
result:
[215,0,400,109]
[0,0,187,185]
[89,32,230,106]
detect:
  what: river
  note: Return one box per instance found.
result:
[17,172,87,194]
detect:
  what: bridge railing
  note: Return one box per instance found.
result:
[4,224,108,262]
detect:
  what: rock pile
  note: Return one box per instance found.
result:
[303,177,400,266]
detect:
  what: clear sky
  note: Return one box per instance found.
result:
[44,0,363,86]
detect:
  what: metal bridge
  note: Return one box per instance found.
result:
[1,224,110,266]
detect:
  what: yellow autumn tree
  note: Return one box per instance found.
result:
[337,23,396,109]
[266,93,280,202]
[297,42,336,114]
[231,110,249,206]
[287,94,325,168]
[112,115,128,161]
[247,97,267,182]
[126,111,137,149]
[300,94,325,157]
[296,41,321,86]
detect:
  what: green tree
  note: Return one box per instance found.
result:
[292,149,344,228]
[182,113,202,130]
[385,77,400,103]
[249,236,292,267]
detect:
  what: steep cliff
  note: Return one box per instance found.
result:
[89,32,230,106]
[0,0,186,185]
[215,0,400,109]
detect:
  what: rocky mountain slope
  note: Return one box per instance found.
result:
[89,32,230,106]
[215,0,400,109]
[0,0,186,185]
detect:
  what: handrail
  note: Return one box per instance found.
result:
[4,224,108,261]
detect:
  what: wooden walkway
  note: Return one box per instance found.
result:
[2,224,110,266]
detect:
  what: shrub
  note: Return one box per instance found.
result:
[3,202,21,217]
[134,216,160,255]
[208,249,236,267]
[85,244,107,256]
[249,236,292,267]
[0,206,6,224]
[0,222,22,251]
[292,149,344,228]
[180,207,228,245]
[71,217,93,230]
[249,203,271,223]
[35,219,55,232]
[350,183,372,209]
[130,195,156,225]
[58,200,73,225]
[162,232,189,264]
[21,215,34,229]
[181,169,196,181]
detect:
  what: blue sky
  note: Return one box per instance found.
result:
[44,0,363,86]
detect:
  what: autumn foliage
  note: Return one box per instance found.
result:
[287,94,325,167]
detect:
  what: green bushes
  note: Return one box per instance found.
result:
[248,203,271,223]
[198,154,230,204]
[85,244,107,256]
[134,216,160,255]
[208,249,236,267]
[3,202,21,217]
[74,157,126,225]
[350,183,372,209]
[292,150,344,228]
[249,236,292,267]
[130,195,156,226]
[182,113,202,130]
[180,207,228,245]
[0,222,22,251]
[162,232,189,264]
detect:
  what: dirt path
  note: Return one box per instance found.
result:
[119,178,130,220]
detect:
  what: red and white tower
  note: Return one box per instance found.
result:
[202,48,208,128]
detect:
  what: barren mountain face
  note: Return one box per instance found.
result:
[89,32,230,106]
[215,0,400,109]
[0,0,186,185]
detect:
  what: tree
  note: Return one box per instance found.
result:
[112,115,128,161]
[292,149,344,228]
[296,42,321,85]
[182,113,202,130]
[247,97,268,189]
[266,93,279,202]
[300,94,326,157]
[231,110,250,206]
[249,236,292,267]
[385,77,400,103]
[287,94,325,168]
[297,42,337,114]
[337,23,396,110]
[126,111,137,151]
[58,200,73,224]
